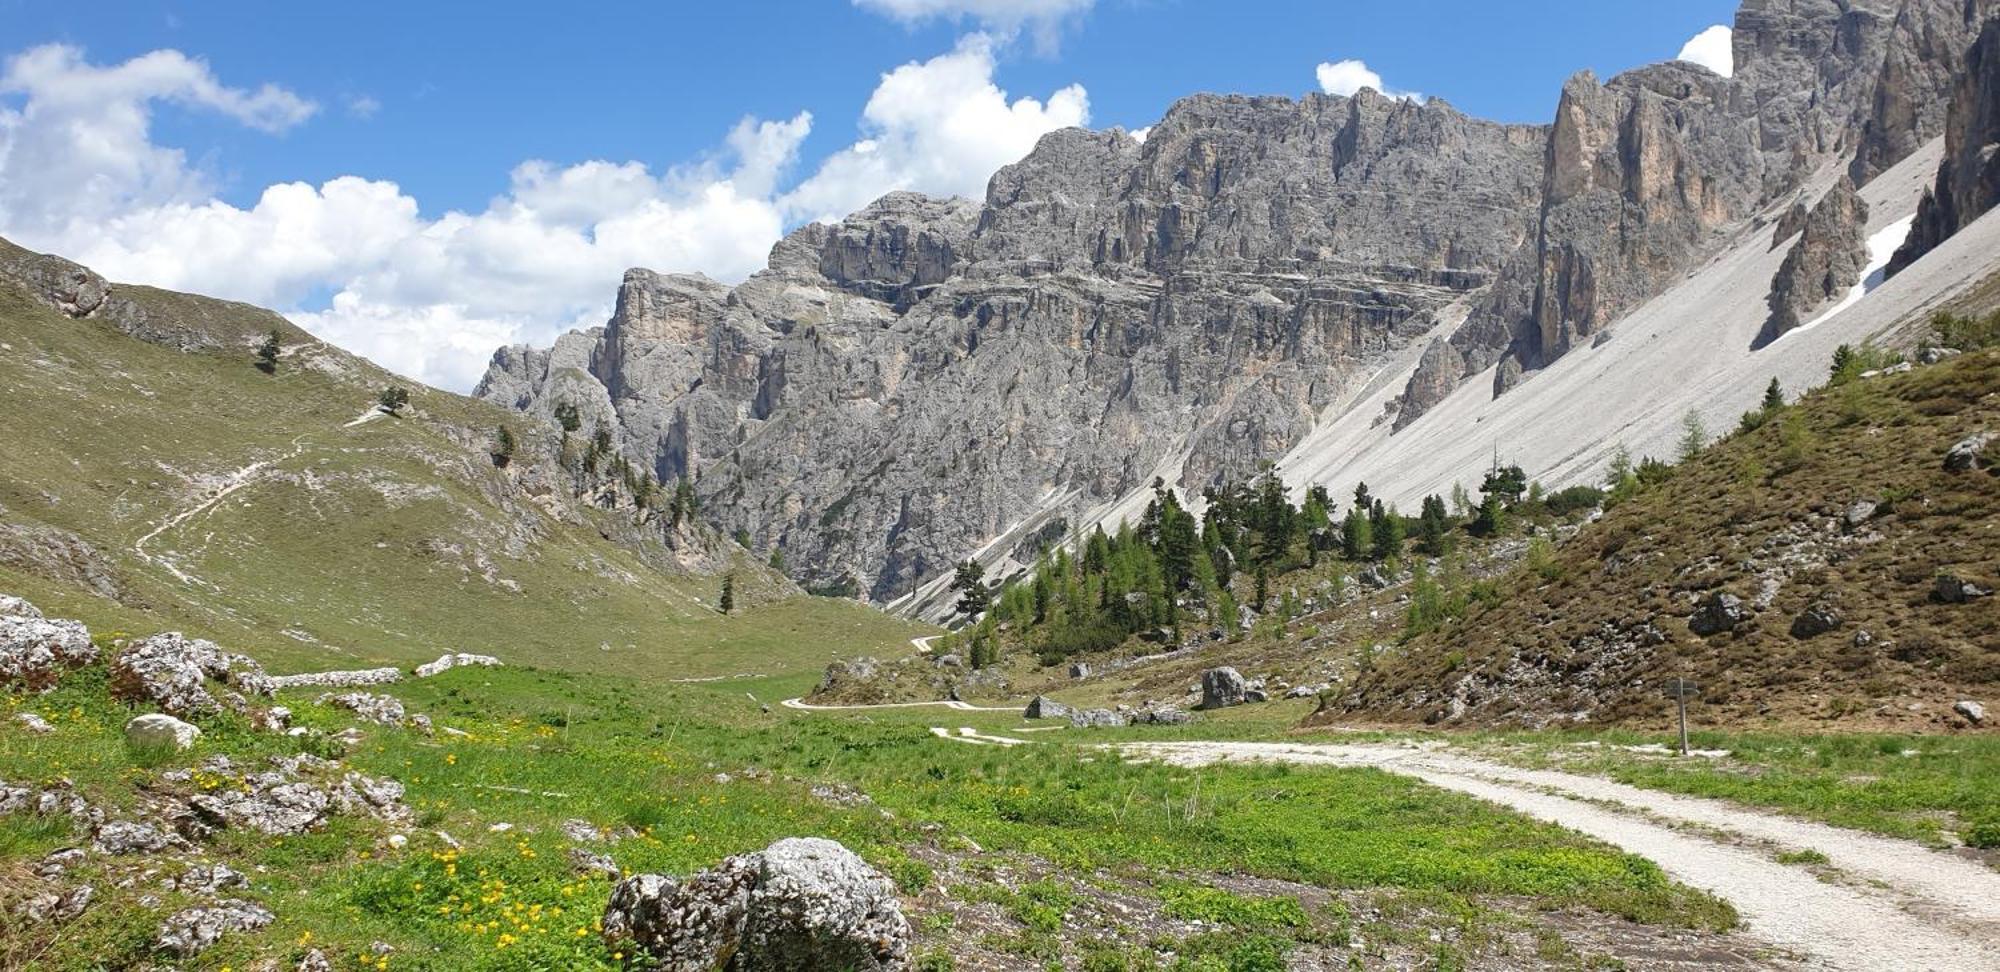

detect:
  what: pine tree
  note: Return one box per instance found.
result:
[1829,344,1857,384]
[951,560,989,620]
[552,401,582,433]
[768,547,785,571]
[1340,508,1374,561]
[1418,494,1452,556]
[255,329,281,373]
[1480,465,1528,506]
[1762,377,1786,412]
[670,478,696,527]
[1253,563,1269,613]
[719,573,735,615]
[1471,493,1508,537]
[492,425,516,467]
[1372,505,1406,561]
[378,385,410,415]
[1677,409,1709,462]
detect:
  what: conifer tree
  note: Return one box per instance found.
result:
[1340,508,1373,561]
[719,573,735,615]
[255,329,281,373]
[1372,504,1406,561]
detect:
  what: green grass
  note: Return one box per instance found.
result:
[3,660,1739,970]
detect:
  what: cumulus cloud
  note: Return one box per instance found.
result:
[346,94,381,119]
[854,0,1093,50]
[782,34,1087,223]
[1676,25,1734,78]
[0,42,1084,390]
[1314,58,1423,102]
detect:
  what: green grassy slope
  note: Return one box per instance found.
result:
[0,255,928,680]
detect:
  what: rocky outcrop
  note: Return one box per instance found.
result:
[1945,430,1995,471]
[482,94,1544,606]
[1891,16,2000,275]
[1199,666,1249,710]
[414,652,503,677]
[604,837,910,971]
[156,899,274,957]
[0,609,95,692]
[1760,178,1871,346]
[267,667,402,690]
[1852,0,1994,185]
[108,633,274,718]
[1689,592,1753,637]
[485,0,1986,610]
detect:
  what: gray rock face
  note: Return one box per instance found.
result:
[1200,666,1249,710]
[604,836,910,971]
[1067,707,1127,728]
[0,594,40,618]
[0,613,95,692]
[1934,573,1992,603]
[1944,431,1994,472]
[125,713,202,751]
[157,899,274,957]
[1761,178,1871,346]
[1689,592,1753,637]
[1890,15,2000,275]
[316,691,408,726]
[1023,695,1071,720]
[109,633,273,718]
[483,0,1979,607]
[484,95,1543,607]
[1851,0,1991,185]
[1789,597,1845,638]
[1956,699,1987,725]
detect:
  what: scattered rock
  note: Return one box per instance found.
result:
[414,652,503,678]
[0,614,96,692]
[1917,346,1962,365]
[15,712,54,733]
[184,758,408,837]
[1944,432,1994,473]
[1688,592,1751,637]
[35,848,84,878]
[1067,708,1126,729]
[1954,700,1986,727]
[1022,696,1071,720]
[1199,667,1248,710]
[1842,499,1879,530]
[1067,662,1091,679]
[604,837,909,971]
[93,820,178,855]
[14,884,92,925]
[1244,688,1270,704]
[126,713,202,751]
[1789,598,1844,639]
[157,899,275,957]
[297,949,334,972]
[167,863,248,895]
[267,667,402,690]
[109,633,273,717]
[561,818,604,843]
[570,847,621,880]
[251,706,292,732]
[0,593,41,618]
[1131,708,1193,726]
[1934,574,1992,604]
[317,691,407,725]
[808,782,873,808]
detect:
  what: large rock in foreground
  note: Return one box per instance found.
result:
[1199,667,1248,710]
[604,837,910,971]
[0,612,96,692]
[109,633,274,717]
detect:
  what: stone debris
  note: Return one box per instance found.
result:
[604,837,909,971]
[157,898,275,956]
[1022,695,1071,720]
[13,884,92,925]
[93,820,180,855]
[0,613,96,692]
[15,712,54,733]
[1944,432,1994,473]
[267,667,402,690]
[109,632,273,717]
[126,712,202,751]
[415,652,503,677]
[1955,700,1986,727]
[317,691,407,725]
[1200,667,1248,710]
[1688,592,1752,637]
[1934,574,1991,603]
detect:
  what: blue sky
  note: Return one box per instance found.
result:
[0,0,1739,386]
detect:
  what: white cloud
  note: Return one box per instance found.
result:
[1314,59,1423,102]
[0,41,1084,391]
[1675,25,1734,78]
[854,0,1093,50]
[346,94,381,119]
[783,34,1087,223]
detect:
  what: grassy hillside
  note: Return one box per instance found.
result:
[0,246,928,680]
[1326,349,2000,731]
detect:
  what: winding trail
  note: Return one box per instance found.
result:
[133,432,315,585]
[1124,740,2000,972]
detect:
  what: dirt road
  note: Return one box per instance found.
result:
[1124,740,2000,971]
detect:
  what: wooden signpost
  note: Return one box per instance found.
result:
[1662,678,1701,756]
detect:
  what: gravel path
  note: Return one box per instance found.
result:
[1125,740,2000,972]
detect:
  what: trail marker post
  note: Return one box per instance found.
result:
[1662,678,1701,756]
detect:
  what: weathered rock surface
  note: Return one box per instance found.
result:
[180,755,410,836]
[1890,15,2000,275]
[414,652,503,677]
[109,633,273,717]
[317,691,407,726]
[0,613,95,692]
[157,899,275,956]
[0,593,40,618]
[1689,592,1753,637]
[1200,667,1249,710]
[1944,431,1994,472]
[604,836,910,971]
[126,713,202,751]
[1956,699,1988,725]
[1934,573,1992,603]
[1067,707,1127,729]
[267,667,402,690]
[1023,695,1071,720]
[1760,178,1870,346]
[1788,596,1845,638]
